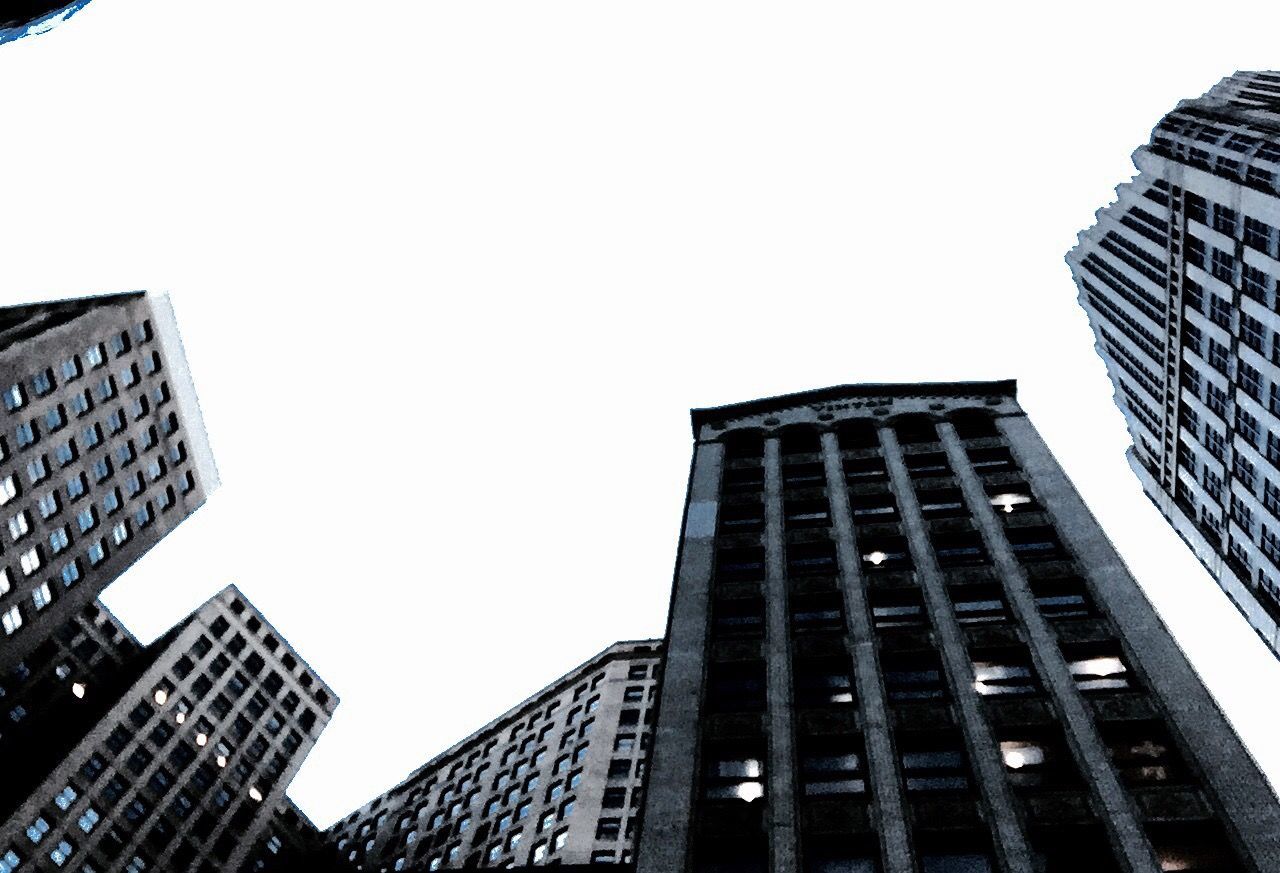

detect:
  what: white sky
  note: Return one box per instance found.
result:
[3,0,1280,830]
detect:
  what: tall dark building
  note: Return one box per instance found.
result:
[636,382,1280,873]
[0,584,336,873]
[321,640,660,871]
[1068,72,1280,658]
[0,291,218,678]
[0,599,144,812]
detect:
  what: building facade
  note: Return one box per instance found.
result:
[1068,71,1280,657]
[0,291,218,676]
[636,381,1280,873]
[0,584,336,873]
[323,640,661,871]
[0,599,145,819]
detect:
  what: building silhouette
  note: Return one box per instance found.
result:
[635,381,1280,873]
[1068,71,1280,658]
[321,640,660,871]
[0,585,336,873]
[0,291,218,679]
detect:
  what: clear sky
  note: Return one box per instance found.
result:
[3,0,1280,829]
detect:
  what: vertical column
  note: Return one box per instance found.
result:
[762,437,799,873]
[820,431,914,873]
[940,419,1159,871]
[635,441,724,873]
[879,426,1035,873]
[981,416,1276,869]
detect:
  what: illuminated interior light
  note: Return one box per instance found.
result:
[998,741,1045,770]
[249,786,263,802]
[216,755,228,768]
[154,689,168,705]
[175,712,186,725]
[865,551,887,566]
[196,732,208,747]
[71,682,86,699]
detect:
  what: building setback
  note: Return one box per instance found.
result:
[240,797,329,873]
[1068,71,1280,657]
[0,291,218,676]
[321,640,661,871]
[0,584,337,873]
[635,382,1280,873]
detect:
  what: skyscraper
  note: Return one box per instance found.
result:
[0,291,218,677]
[1068,72,1280,657]
[0,584,336,873]
[321,640,661,871]
[636,381,1280,872]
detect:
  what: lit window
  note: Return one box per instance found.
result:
[2,605,22,635]
[972,660,1037,696]
[19,547,41,576]
[77,808,100,833]
[1068,655,1132,693]
[49,528,70,554]
[32,582,52,610]
[704,755,765,802]
[0,567,9,595]
[8,511,30,541]
[88,541,107,566]
[0,476,17,506]
[85,343,105,368]
[112,521,130,547]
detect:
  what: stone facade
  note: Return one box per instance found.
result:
[635,381,1280,873]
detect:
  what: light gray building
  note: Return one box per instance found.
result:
[0,291,218,676]
[635,381,1280,873]
[322,640,661,871]
[0,584,336,873]
[1068,71,1280,657]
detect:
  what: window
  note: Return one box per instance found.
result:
[901,743,969,792]
[0,476,16,506]
[4,383,26,412]
[31,581,51,609]
[8,511,30,541]
[15,421,37,449]
[703,750,764,802]
[794,657,854,707]
[19,547,41,576]
[799,742,865,796]
[2,605,21,635]
[883,655,946,701]
[972,656,1037,696]
[50,527,70,554]
[1067,650,1133,693]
